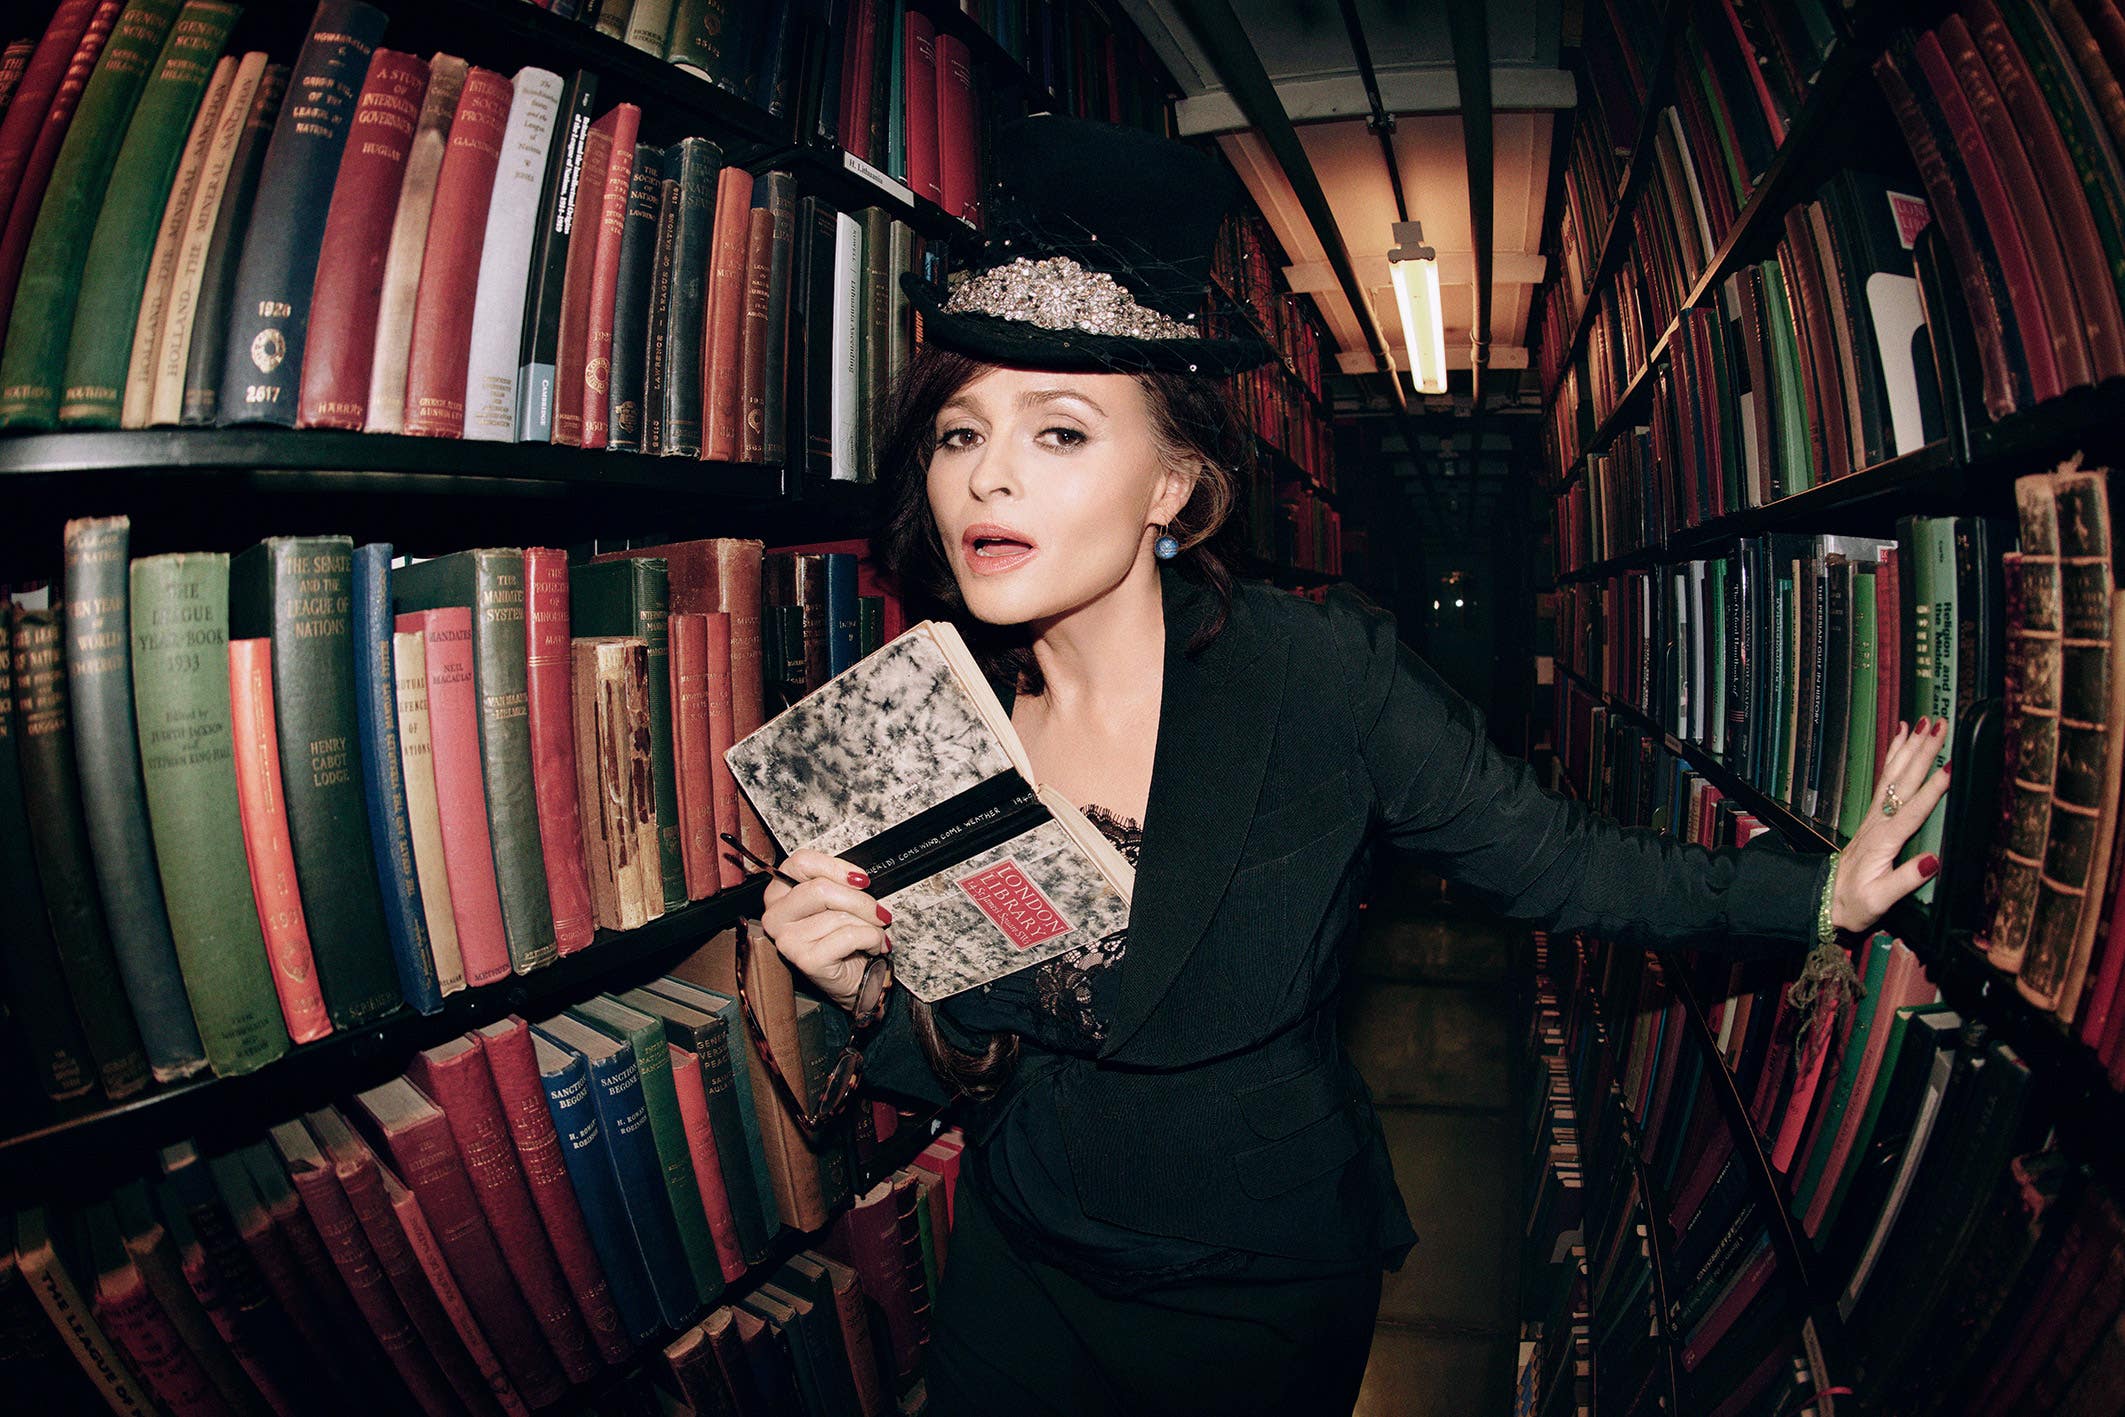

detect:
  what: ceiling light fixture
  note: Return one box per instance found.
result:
[1388,220,1446,396]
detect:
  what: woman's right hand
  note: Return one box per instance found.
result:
[757,848,893,1015]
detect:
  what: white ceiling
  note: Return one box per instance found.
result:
[1116,0,1573,403]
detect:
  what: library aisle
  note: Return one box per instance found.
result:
[1345,863,1527,1415]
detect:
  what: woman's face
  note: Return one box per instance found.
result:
[926,364,1192,627]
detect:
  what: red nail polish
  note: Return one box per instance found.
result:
[1917,715,1929,733]
[1942,759,1953,776]
[877,904,893,926]
[847,870,870,888]
[1918,854,1940,879]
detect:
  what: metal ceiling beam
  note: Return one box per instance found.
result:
[1446,0,1495,412]
[1172,67,1576,136]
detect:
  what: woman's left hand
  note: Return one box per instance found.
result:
[1829,716,1953,935]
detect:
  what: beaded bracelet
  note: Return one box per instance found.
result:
[1789,849,1862,1052]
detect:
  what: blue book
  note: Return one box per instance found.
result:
[529,1030,662,1342]
[533,1015,698,1328]
[824,552,860,677]
[741,1289,825,1416]
[738,1301,803,1415]
[351,543,440,1014]
[641,975,782,1248]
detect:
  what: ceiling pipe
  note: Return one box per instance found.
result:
[1446,0,1495,410]
[1334,0,1409,224]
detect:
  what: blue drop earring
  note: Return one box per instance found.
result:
[1153,524,1180,560]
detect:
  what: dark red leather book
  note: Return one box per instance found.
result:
[523,548,595,954]
[1873,550,1900,793]
[475,1016,633,1366]
[699,610,738,893]
[403,66,514,438]
[578,103,640,450]
[827,1181,922,1383]
[701,162,754,461]
[0,2,118,344]
[935,31,978,224]
[1778,217,1846,483]
[697,1306,764,1414]
[551,105,618,446]
[668,611,719,900]
[902,8,939,204]
[297,49,429,430]
[840,0,877,162]
[666,1041,745,1281]
[355,1075,568,1407]
[738,203,775,463]
[0,1,101,243]
[405,1035,599,1384]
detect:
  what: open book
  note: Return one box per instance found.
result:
[723,621,1134,1001]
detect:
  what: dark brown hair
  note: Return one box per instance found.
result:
[871,343,1256,1099]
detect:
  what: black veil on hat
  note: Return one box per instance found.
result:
[899,114,1279,374]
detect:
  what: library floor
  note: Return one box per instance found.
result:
[1345,860,1526,1416]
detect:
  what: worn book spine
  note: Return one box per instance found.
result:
[607,142,662,451]
[383,1172,530,1417]
[118,50,234,428]
[659,135,719,456]
[0,0,179,427]
[515,68,596,442]
[216,0,387,425]
[0,3,103,229]
[666,1042,746,1282]
[642,175,677,455]
[699,610,740,893]
[571,638,636,931]
[129,555,289,1075]
[177,55,281,425]
[737,201,774,463]
[294,48,428,431]
[12,608,151,1098]
[624,0,674,56]
[902,9,938,203]
[0,629,98,1101]
[757,169,796,465]
[0,39,28,111]
[579,108,640,449]
[390,627,467,997]
[701,162,753,460]
[401,65,513,437]
[226,637,333,1045]
[670,612,718,899]
[462,66,562,441]
[207,1149,368,1403]
[572,558,684,908]
[56,1,237,428]
[525,549,596,953]
[796,197,834,477]
[60,517,205,1078]
[363,52,464,433]
[398,606,512,987]
[858,206,891,480]
[530,1032,663,1343]
[17,1206,156,1417]
[829,209,861,479]
[796,1000,851,1208]
[1994,486,2060,972]
[352,545,442,1013]
[87,1206,223,1417]
[230,538,402,1028]
[550,107,616,445]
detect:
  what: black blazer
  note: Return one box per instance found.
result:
[824,559,1833,1266]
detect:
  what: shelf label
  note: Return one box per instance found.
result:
[840,150,916,208]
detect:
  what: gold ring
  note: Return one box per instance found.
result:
[1882,783,1902,818]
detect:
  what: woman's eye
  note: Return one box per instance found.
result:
[1042,426,1085,447]
[935,427,976,450]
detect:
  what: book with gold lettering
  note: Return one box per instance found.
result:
[725,620,1132,1001]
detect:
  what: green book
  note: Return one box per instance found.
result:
[59,0,238,427]
[394,549,558,974]
[639,974,782,1254]
[1905,516,1957,905]
[129,552,290,1076]
[1810,1001,1954,1246]
[1708,557,1728,758]
[1838,565,1881,843]
[231,537,402,1027]
[1791,932,1896,1213]
[905,1167,939,1302]
[569,557,684,910]
[792,995,851,1210]
[0,0,182,428]
[1758,259,1810,497]
[567,994,723,1305]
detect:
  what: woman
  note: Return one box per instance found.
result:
[753,116,1946,1415]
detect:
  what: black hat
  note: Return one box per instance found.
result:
[899,114,1278,375]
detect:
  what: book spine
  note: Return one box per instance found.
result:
[384,1176,532,1417]
[18,1210,157,1416]
[817,1255,887,1417]
[624,0,674,56]
[624,644,663,918]
[0,3,102,233]
[642,175,677,455]
[119,50,234,428]
[688,989,774,1260]
[161,1200,300,1415]
[795,1003,851,1209]
[469,550,559,973]
[666,1042,747,1282]
[402,65,513,437]
[212,1156,362,1400]
[607,1015,722,1302]
[570,639,629,931]
[607,142,662,451]
[60,516,206,1078]
[405,606,513,986]
[460,67,562,442]
[701,163,753,460]
[582,1043,700,1327]
[695,610,740,893]
[480,1021,633,1364]
[579,109,641,449]
[515,69,597,442]
[352,545,441,1012]
[550,111,614,445]
[935,32,976,223]
[227,637,333,1044]
[294,48,428,431]
[92,1246,222,1417]
[58,1,239,428]
[178,56,282,425]
[636,564,685,908]
[0,0,180,428]
[715,540,773,860]
[737,201,774,463]
[216,0,387,425]
[534,1037,663,1343]
[525,548,597,952]
[758,169,795,465]
[11,607,152,1097]
[660,136,719,456]
[799,198,834,477]
[392,628,469,996]
[902,10,938,204]
[829,210,860,480]
[669,612,718,900]
[363,53,463,433]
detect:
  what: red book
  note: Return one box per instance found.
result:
[697,1307,763,1412]
[826,1180,923,1382]
[1800,945,1937,1238]
[405,1036,600,1384]
[840,0,877,163]
[908,1139,961,1231]
[355,1076,567,1407]
[667,1041,746,1283]
[0,2,117,362]
[552,106,620,446]
[91,1251,223,1417]
[383,1166,528,1417]
[1872,550,1900,790]
[524,548,596,953]
[396,607,511,988]
[579,106,640,449]
[228,637,332,1045]
[165,1209,301,1414]
[297,49,429,430]
[473,1016,633,1366]
[935,32,978,225]
[1681,1240,1778,1370]
[700,163,754,461]
[902,9,939,204]
[403,66,514,438]
[737,203,774,463]
[698,610,738,892]
[807,1250,889,1417]
[669,612,719,900]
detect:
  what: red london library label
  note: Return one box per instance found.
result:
[955,858,1074,950]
